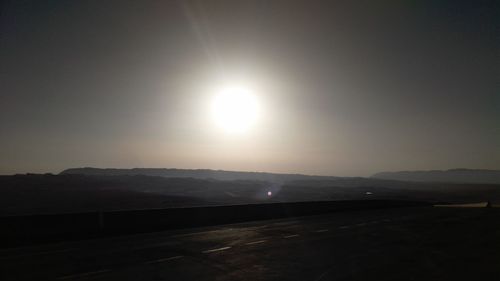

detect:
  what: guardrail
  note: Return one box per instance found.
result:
[0,200,430,248]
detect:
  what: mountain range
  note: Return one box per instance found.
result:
[371,169,500,184]
[61,167,500,184]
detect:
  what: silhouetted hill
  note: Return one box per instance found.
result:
[2,173,500,215]
[60,167,340,183]
[372,169,500,184]
[0,174,269,215]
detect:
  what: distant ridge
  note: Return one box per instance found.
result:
[60,167,342,183]
[371,169,500,184]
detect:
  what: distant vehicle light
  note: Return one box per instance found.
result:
[267,191,272,196]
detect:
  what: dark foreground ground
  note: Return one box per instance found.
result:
[1,207,499,281]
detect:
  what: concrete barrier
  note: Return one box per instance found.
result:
[0,200,429,248]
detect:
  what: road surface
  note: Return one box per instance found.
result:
[1,207,499,280]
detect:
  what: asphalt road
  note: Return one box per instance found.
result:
[1,207,499,281]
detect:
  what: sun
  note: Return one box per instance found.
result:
[212,85,259,134]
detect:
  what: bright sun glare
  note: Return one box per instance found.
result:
[212,85,259,134]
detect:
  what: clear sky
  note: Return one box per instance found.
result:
[1,0,499,176]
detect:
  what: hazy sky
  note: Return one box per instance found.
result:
[1,0,499,176]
